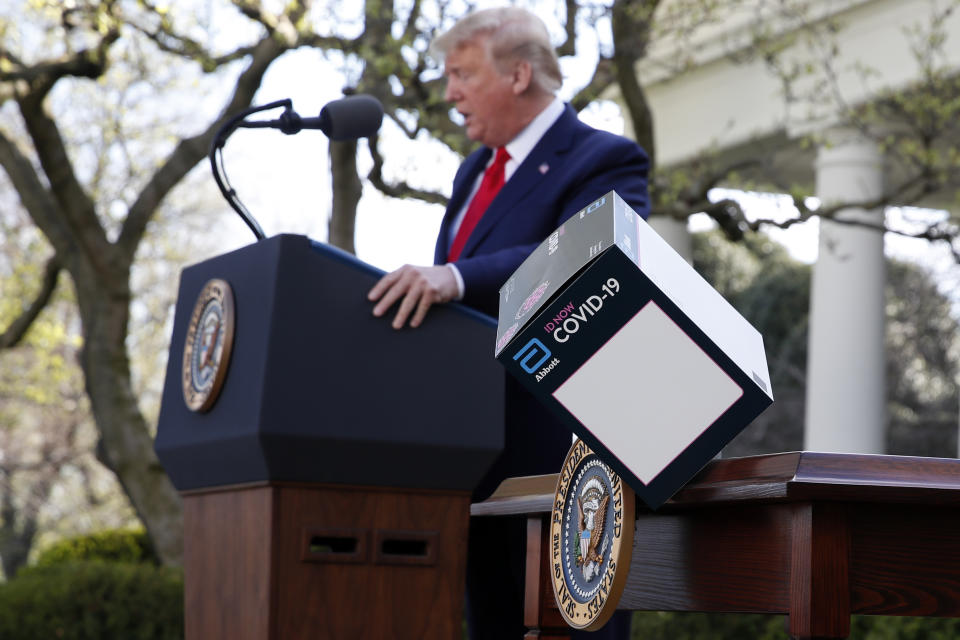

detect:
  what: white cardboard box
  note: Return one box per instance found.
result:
[496,191,774,508]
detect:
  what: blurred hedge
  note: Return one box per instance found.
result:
[0,561,182,640]
[29,528,157,570]
[0,530,181,640]
[631,612,786,639]
[630,612,960,639]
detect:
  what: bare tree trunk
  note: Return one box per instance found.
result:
[328,139,362,253]
[0,412,85,577]
[70,263,185,565]
[0,470,54,577]
[0,478,37,578]
[612,0,659,167]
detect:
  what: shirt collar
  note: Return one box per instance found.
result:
[503,97,565,170]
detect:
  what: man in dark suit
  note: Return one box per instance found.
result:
[368,7,649,638]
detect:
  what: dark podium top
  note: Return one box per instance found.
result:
[156,234,504,493]
[474,451,960,640]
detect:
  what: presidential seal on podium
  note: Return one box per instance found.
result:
[182,278,235,413]
[550,439,635,631]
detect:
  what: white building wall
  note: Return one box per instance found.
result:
[634,0,960,453]
[642,0,960,167]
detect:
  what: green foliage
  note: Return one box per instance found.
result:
[0,561,182,640]
[0,233,79,407]
[884,260,960,457]
[630,612,960,639]
[630,611,787,639]
[30,528,158,570]
[850,615,960,640]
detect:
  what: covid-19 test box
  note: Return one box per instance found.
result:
[495,191,774,509]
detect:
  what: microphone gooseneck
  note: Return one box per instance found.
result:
[208,95,385,241]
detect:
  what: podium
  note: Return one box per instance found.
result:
[474,452,960,639]
[156,235,504,639]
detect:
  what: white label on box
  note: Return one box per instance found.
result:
[552,301,743,485]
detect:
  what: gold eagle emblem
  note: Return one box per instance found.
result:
[576,478,609,575]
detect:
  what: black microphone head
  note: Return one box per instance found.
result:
[319,94,384,140]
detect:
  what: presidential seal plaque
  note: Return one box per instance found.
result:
[550,439,635,630]
[181,278,235,413]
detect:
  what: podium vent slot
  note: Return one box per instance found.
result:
[301,527,368,564]
[310,536,358,555]
[374,530,438,566]
[381,539,427,557]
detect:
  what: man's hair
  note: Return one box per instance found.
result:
[431,7,563,94]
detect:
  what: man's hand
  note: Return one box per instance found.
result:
[367,265,458,329]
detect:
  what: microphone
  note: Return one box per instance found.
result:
[273,94,384,139]
[209,94,385,241]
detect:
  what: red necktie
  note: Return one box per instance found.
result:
[448,146,510,262]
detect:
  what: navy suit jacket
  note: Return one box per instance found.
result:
[434,103,650,318]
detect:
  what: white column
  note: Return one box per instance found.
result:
[804,129,886,453]
[648,217,693,265]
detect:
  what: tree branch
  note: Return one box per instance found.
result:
[0,52,106,84]
[329,139,361,253]
[8,22,120,99]
[366,135,449,205]
[116,35,289,264]
[0,2,119,87]
[17,90,113,277]
[0,131,70,251]
[401,0,425,44]
[702,198,750,241]
[0,257,61,350]
[2,18,120,272]
[556,0,578,57]
[569,56,616,113]
[131,26,260,72]
[132,0,319,70]
[611,0,659,163]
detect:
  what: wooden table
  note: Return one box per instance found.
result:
[471,452,960,639]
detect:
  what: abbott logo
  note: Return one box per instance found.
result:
[513,338,551,374]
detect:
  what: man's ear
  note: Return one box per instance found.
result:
[511,60,533,95]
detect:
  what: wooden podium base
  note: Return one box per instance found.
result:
[184,482,470,640]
